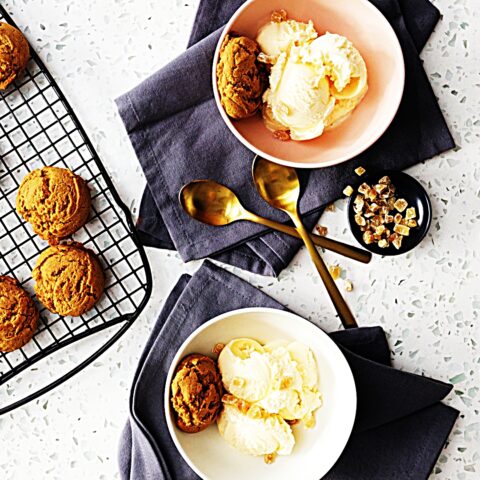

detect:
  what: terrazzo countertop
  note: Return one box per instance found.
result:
[0,0,479,478]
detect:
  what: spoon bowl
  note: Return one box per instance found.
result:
[180,180,246,226]
[252,159,301,213]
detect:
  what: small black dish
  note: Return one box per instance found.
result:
[347,170,432,256]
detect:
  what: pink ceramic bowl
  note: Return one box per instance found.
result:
[212,0,405,169]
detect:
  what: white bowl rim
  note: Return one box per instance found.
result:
[211,0,406,169]
[164,306,357,480]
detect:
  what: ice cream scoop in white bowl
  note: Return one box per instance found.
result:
[165,307,356,480]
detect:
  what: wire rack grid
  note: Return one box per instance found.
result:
[0,6,152,414]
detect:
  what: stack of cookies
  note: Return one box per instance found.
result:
[0,167,105,353]
[0,26,105,353]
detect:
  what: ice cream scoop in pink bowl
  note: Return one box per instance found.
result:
[212,0,405,169]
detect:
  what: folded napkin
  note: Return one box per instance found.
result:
[118,261,458,480]
[117,0,454,276]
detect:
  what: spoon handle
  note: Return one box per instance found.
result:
[246,213,371,264]
[290,214,358,329]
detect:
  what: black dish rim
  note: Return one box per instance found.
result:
[347,169,432,256]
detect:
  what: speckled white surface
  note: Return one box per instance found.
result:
[0,0,478,478]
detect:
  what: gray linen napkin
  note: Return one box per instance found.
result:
[118,261,458,480]
[116,0,454,276]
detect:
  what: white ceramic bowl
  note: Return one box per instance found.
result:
[165,307,357,480]
[212,0,405,169]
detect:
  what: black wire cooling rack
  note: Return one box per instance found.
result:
[0,6,152,414]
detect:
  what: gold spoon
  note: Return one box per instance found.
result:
[252,156,358,329]
[180,180,371,264]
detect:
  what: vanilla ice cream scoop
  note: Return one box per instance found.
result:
[217,399,295,457]
[262,48,336,141]
[305,32,367,100]
[301,32,368,130]
[257,341,322,421]
[218,338,273,402]
[256,18,317,61]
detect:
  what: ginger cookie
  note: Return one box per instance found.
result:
[216,34,267,119]
[32,243,104,317]
[0,276,38,352]
[171,354,223,433]
[0,22,30,90]
[16,167,91,244]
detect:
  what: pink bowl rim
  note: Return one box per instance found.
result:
[212,0,406,169]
